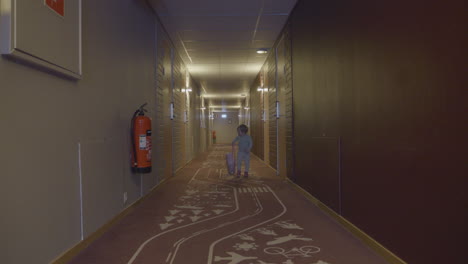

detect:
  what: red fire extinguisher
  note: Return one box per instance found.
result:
[131,103,152,173]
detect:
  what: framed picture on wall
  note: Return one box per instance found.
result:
[0,0,82,79]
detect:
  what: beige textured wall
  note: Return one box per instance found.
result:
[0,1,158,263]
[212,112,240,144]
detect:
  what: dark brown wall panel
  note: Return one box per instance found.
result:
[267,53,278,170]
[291,0,467,263]
[296,137,341,212]
[277,24,294,180]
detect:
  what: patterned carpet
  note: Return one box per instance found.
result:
[69,145,389,264]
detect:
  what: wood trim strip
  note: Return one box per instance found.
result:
[286,178,407,264]
[50,178,169,264]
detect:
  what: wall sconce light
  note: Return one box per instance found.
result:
[244,107,250,110]
[256,48,268,54]
[257,87,267,92]
[201,107,206,110]
[170,102,174,120]
[182,88,192,92]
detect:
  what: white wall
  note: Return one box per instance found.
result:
[212,112,240,144]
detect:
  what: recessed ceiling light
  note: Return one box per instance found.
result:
[256,48,268,54]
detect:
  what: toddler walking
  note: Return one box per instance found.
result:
[232,124,253,178]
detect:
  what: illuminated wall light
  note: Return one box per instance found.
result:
[244,107,250,110]
[257,87,267,92]
[201,107,206,110]
[256,48,268,54]
[186,72,190,87]
[181,88,192,93]
[204,94,245,98]
[209,105,241,109]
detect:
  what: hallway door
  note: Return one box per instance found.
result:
[172,52,186,173]
[276,27,294,179]
[184,83,191,163]
[155,28,173,181]
[267,51,278,171]
[250,75,264,160]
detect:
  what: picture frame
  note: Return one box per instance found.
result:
[0,0,82,79]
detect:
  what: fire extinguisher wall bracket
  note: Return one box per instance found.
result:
[131,103,152,173]
[133,166,152,174]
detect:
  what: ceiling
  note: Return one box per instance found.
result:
[147,0,297,107]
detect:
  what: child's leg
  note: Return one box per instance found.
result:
[238,153,249,178]
[244,154,250,173]
[236,152,242,176]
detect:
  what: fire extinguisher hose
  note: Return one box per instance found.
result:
[130,109,139,167]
